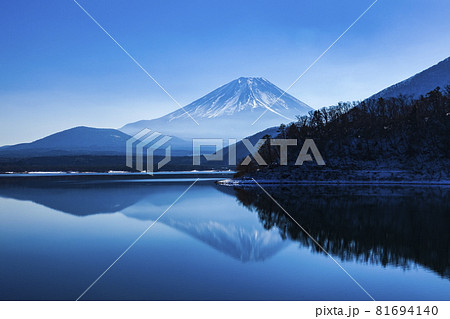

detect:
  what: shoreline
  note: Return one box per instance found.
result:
[0,170,234,177]
[0,170,235,183]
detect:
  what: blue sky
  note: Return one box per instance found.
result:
[1,0,449,145]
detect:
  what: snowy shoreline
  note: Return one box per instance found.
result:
[217,178,450,187]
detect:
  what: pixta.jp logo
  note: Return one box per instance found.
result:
[192,138,325,166]
[126,128,325,174]
[126,129,172,174]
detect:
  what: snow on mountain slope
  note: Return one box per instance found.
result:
[370,56,450,100]
[120,77,313,139]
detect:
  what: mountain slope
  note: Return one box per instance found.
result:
[121,77,313,139]
[370,56,450,99]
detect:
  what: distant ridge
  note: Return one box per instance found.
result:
[0,127,130,157]
[0,126,192,158]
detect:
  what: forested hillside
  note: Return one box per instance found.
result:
[236,86,450,181]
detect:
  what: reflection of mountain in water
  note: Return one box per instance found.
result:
[0,180,287,262]
[2,180,448,272]
[234,185,450,279]
[163,218,286,262]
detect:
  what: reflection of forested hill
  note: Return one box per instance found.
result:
[234,185,450,279]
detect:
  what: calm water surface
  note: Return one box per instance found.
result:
[0,177,449,300]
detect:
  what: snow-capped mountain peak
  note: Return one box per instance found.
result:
[167,77,310,121]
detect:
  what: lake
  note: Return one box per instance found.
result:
[0,175,449,300]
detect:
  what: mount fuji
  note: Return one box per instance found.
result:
[120,77,313,139]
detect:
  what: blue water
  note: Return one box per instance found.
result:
[0,178,449,300]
